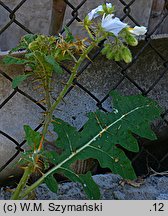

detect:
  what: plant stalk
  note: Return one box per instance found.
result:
[42,80,52,138]
[13,36,104,200]
[11,164,33,200]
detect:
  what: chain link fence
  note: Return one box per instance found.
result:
[0,0,168,181]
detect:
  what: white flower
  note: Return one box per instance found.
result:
[101,14,128,36]
[87,3,113,20]
[103,2,113,9]
[128,26,147,36]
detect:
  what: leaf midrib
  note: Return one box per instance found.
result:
[45,104,148,178]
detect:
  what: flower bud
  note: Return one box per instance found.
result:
[28,41,38,51]
[84,16,92,26]
[101,43,112,55]
[125,34,138,46]
[106,50,114,60]
[121,46,132,63]
[114,49,121,62]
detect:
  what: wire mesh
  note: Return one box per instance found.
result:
[0,0,168,179]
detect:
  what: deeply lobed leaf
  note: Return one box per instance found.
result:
[48,92,162,199]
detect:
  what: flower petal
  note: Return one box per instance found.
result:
[128,26,147,36]
[87,3,113,20]
[102,14,128,36]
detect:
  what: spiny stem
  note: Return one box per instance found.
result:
[18,38,106,200]
[42,80,52,137]
[13,35,105,200]
[85,25,95,41]
[67,50,78,63]
[48,43,96,115]
[11,164,33,200]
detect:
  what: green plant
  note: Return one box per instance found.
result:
[2,3,161,200]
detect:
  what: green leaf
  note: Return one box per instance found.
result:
[23,34,37,45]
[3,56,30,65]
[64,26,75,43]
[58,168,100,199]
[52,92,162,177]
[12,74,31,89]
[24,125,41,149]
[47,92,162,199]
[10,34,37,53]
[43,151,59,165]
[10,44,26,53]
[110,91,162,140]
[45,174,58,193]
[45,55,63,74]
[80,172,100,199]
